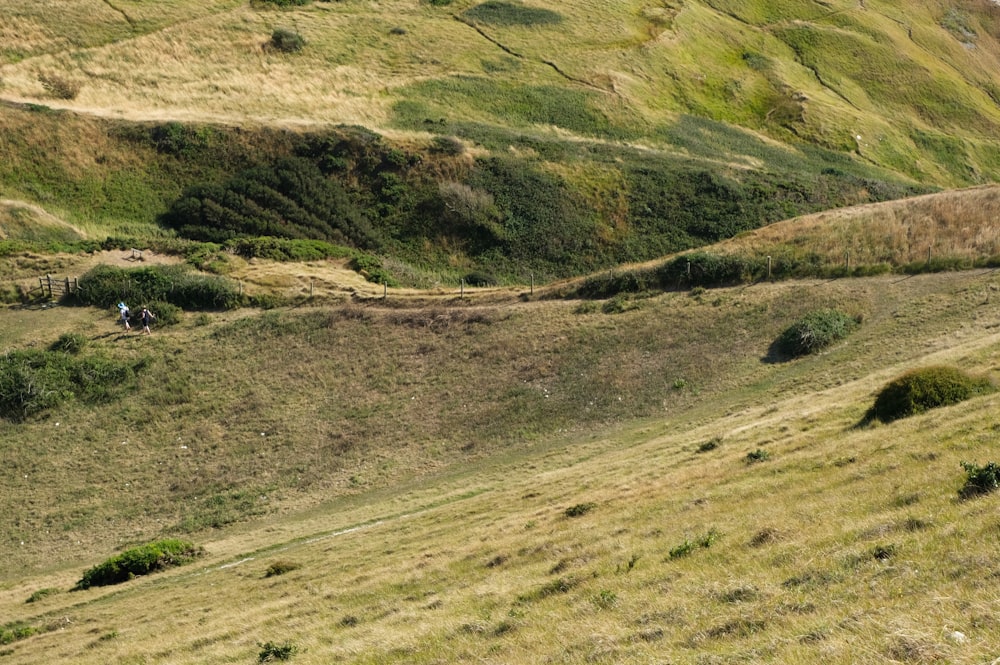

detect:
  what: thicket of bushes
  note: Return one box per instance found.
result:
[0,101,935,283]
[0,348,145,422]
[73,539,204,590]
[71,264,242,310]
[865,366,994,424]
[147,118,931,281]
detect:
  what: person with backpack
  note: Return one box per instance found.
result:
[140,307,155,335]
[118,302,131,331]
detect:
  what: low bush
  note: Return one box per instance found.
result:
[865,366,994,423]
[564,502,596,518]
[226,237,353,262]
[776,309,860,357]
[38,72,81,100]
[268,28,306,53]
[264,560,301,577]
[746,449,770,463]
[697,437,721,453]
[258,641,299,662]
[73,539,204,590]
[48,333,87,354]
[463,271,497,287]
[669,529,720,559]
[25,587,59,604]
[349,254,398,286]
[959,461,1000,499]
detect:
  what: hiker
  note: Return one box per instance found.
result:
[118,302,131,331]
[140,307,154,335]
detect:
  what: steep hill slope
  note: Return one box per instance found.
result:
[1,0,999,280]
[2,267,1000,663]
[2,0,1000,188]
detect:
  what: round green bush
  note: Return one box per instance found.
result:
[867,365,994,423]
[777,308,859,357]
[269,28,306,53]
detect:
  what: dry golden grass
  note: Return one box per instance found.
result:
[718,185,1000,267]
[3,266,1000,662]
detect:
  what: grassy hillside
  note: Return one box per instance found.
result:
[2,0,1000,279]
[2,267,1000,662]
[4,1,1000,661]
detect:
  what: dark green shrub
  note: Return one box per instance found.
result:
[656,252,762,288]
[959,461,1000,499]
[697,437,721,453]
[866,366,994,423]
[564,502,596,518]
[226,237,353,262]
[0,350,72,421]
[463,271,497,287]
[430,135,464,154]
[746,449,770,463]
[776,309,859,357]
[268,28,306,53]
[264,560,301,577]
[49,333,87,354]
[73,539,204,590]
[147,301,182,327]
[258,641,299,662]
[575,268,658,299]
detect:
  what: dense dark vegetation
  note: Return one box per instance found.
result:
[0,103,929,283]
[71,264,243,310]
[775,309,860,358]
[73,539,204,590]
[0,347,145,422]
[865,366,995,424]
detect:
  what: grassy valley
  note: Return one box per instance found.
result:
[2,0,1000,662]
[2,262,1000,662]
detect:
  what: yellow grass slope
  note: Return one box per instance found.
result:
[2,267,1000,662]
[717,184,1000,267]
